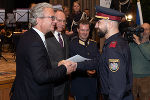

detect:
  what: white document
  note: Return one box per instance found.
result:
[67,54,91,62]
[100,0,112,8]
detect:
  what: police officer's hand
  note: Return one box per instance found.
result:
[133,34,141,45]
[87,70,96,76]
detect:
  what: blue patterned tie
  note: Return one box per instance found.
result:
[58,33,63,47]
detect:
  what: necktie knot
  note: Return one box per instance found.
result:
[58,33,60,36]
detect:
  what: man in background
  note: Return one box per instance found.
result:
[130,23,150,100]
[69,20,100,100]
[45,10,70,100]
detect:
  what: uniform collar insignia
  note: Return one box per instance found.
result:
[79,39,85,46]
[109,41,117,48]
[79,39,90,46]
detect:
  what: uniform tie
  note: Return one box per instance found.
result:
[58,33,63,47]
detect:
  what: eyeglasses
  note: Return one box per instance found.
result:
[39,16,56,21]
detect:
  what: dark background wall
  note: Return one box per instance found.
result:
[0,0,5,8]
[0,0,49,10]
[0,0,14,12]
[15,0,49,8]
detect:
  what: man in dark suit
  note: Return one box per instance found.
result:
[45,10,70,100]
[10,3,76,100]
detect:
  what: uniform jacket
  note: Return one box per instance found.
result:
[10,28,67,100]
[69,37,100,96]
[100,33,133,100]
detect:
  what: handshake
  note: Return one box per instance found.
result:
[58,60,77,74]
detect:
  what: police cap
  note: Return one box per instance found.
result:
[95,6,125,21]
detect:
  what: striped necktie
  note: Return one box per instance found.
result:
[58,33,63,47]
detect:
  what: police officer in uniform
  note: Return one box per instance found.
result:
[95,6,133,100]
[69,20,100,100]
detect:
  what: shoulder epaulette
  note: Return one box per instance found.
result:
[89,39,96,43]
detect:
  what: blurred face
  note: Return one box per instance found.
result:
[141,23,150,39]
[73,2,80,12]
[64,7,70,17]
[55,11,66,32]
[84,10,89,16]
[38,8,56,34]
[95,20,107,37]
[77,24,90,41]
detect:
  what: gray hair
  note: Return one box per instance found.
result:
[29,2,53,27]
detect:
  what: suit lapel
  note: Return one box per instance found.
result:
[30,28,49,59]
[62,34,69,58]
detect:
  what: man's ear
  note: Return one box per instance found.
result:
[36,18,41,25]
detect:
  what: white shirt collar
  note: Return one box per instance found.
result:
[53,31,63,42]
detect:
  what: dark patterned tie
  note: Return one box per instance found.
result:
[58,33,63,47]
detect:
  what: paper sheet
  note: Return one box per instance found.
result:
[67,54,91,62]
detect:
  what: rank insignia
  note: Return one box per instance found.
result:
[79,40,85,46]
[109,59,120,72]
[109,41,117,48]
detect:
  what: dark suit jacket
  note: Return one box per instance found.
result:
[10,28,67,100]
[45,32,70,96]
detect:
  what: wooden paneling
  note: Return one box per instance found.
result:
[0,54,16,100]
[0,82,13,100]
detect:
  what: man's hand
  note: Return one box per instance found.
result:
[133,34,141,45]
[58,60,77,74]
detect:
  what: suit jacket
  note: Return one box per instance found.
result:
[45,32,70,96]
[10,28,67,100]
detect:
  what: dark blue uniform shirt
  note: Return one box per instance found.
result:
[69,37,100,96]
[99,33,133,100]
